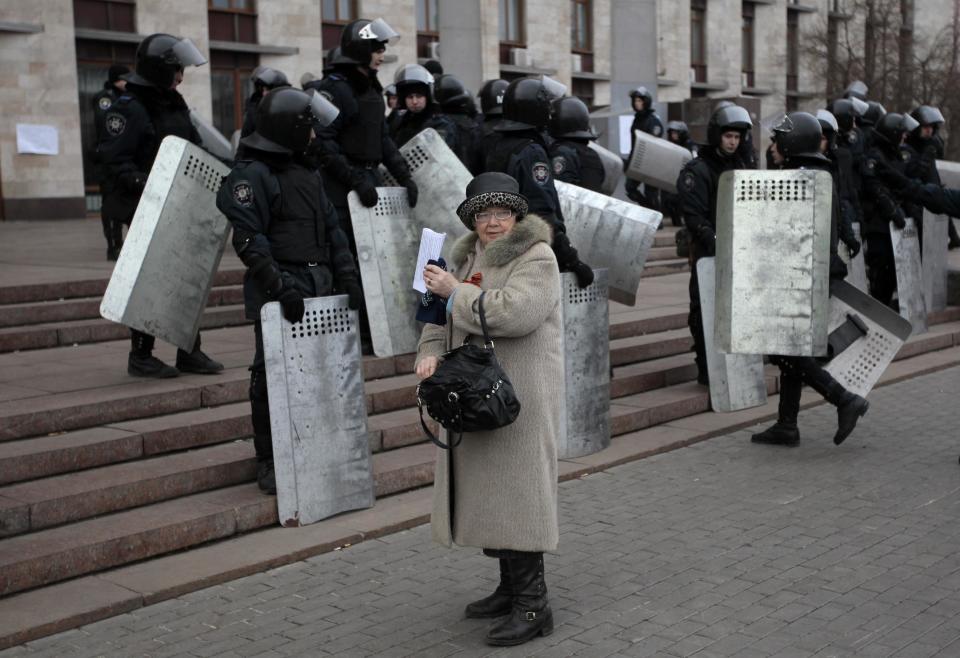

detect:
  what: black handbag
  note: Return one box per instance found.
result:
[416,292,521,449]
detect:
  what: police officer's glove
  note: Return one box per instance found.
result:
[277,288,305,324]
[699,230,717,257]
[891,209,907,230]
[844,238,861,258]
[355,179,379,208]
[403,178,419,208]
[339,275,365,311]
[571,261,595,289]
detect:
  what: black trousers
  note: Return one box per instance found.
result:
[687,255,707,375]
[865,232,897,309]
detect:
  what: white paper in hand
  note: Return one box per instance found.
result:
[412,228,446,293]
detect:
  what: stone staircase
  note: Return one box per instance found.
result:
[2,227,959,648]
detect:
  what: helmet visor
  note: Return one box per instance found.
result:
[717,105,753,130]
[772,113,794,136]
[395,64,433,86]
[306,89,340,127]
[900,113,920,133]
[172,38,207,68]
[540,75,568,101]
[360,17,400,44]
[850,97,869,117]
[816,109,839,133]
[845,80,868,99]
[253,67,288,88]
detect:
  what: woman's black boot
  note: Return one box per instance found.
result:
[486,553,553,646]
[465,558,513,619]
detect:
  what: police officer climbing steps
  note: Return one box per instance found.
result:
[95,33,224,379]
[624,86,665,209]
[217,88,364,495]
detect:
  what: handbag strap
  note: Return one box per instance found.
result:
[478,291,494,348]
[417,400,463,450]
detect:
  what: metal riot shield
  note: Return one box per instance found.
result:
[715,169,833,357]
[559,269,610,458]
[556,180,661,306]
[922,209,949,313]
[261,295,374,526]
[890,217,928,334]
[587,141,624,196]
[839,222,868,293]
[824,279,913,398]
[696,258,767,412]
[189,110,233,162]
[100,136,230,351]
[625,130,693,193]
[935,159,960,188]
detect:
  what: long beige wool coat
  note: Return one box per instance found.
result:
[416,214,564,553]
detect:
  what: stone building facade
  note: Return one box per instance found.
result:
[0,0,950,220]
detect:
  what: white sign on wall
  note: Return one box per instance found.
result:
[16,124,59,155]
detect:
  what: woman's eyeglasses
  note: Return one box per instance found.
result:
[475,209,514,224]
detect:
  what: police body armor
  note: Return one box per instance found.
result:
[270,166,330,265]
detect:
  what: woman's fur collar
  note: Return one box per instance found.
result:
[451,214,553,267]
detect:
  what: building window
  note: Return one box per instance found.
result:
[208,0,256,43]
[786,8,799,110]
[571,0,593,73]
[742,2,755,88]
[572,78,594,110]
[73,0,136,32]
[417,0,439,59]
[210,50,258,138]
[322,0,357,50]
[690,0,707,84]
[499,0,526,64]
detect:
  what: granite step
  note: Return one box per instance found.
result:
[641,258,689,277]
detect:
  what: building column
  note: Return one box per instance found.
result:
[437,0,499,94]
[603,0,658,154]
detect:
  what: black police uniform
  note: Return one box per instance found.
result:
[548,140,604,193]
[906,130,960,249]
[677,146,745,382]
[390,103,459,151]
[826,147,862,259]
[660,134,696,226]
[92,81,126,255]
[861,139,909,307]
[216,153,359,479]
[93,83,124,143]
[625,108,665,209]
[486,131,565,228]
[447,110,484,174]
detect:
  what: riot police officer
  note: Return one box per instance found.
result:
[752,112,869,447]
[435,74,484,174]
[830,97,869,226]
[625,86,665,208]
[240,67,290,139]
[843,79,869,101]
[476,78,509,167]
[384,83,403,134]
[93,64,130,260]
[859,100,887,149]
[676,103,752,385]
[660,120,696,226]
[486,76,594,288]
[547,96,604,193]
[817,109,861,260]
[906,105,960,249]
[861,112,916,307]
[96,33,223,379]
[389,64,458,150]
[217,88,363,495]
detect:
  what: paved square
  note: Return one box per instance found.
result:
[4,366,960,657]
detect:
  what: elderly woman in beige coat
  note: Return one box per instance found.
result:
[416,172,563,648]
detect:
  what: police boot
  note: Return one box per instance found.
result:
[256,458,276,495]
[948,217,960,250]
[795,359,869,445]
[752,373,801,446]
[465,559,512,619]
[128,330,178,378]
[485,553,553,647]
[833,392,869,445]
[175,335,224,374]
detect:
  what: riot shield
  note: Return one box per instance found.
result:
[838,222,868,293]
[556,180,661,306]
[587,141,624,196]
[189,110,233,161]
[824,279,913,398]
[261,295,374,526]
[559,269,610,458]
[697,258,767,413]
[100,136,230,352]
[715,169,833,357]
[922,209,948,313]
[890,217,928,334]
[935,159,960,188]
[625,130,693,193]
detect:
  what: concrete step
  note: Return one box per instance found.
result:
[0,269,245,306]
[0,285,244,329]
[641,258,689,277]
[0,304,250,354]
[644,246,678,263]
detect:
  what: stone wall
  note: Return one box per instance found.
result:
[259,1,324,89]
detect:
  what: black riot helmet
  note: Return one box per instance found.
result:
[666,120,689,144]
[549,96,596,140]
[629,86,652,109]
[816,109,839,151]
[706,104,752,147]
[435,74,472,113]
[337,18,400,66]
[910,105,945,133]
[843,80,869,101]
[861,101,886,127]
[771,112,829,163]
[251,66,290,93]
[394,64,434,102]
[829,97,868,133]
[498,75,568,131]
[241,88,339,155]
[873,112,918,147]
[126,33,206,89]
[478,79,509,116]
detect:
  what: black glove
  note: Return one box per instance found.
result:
[355,179,379,208]
[339,275,364,311]
[844,239,861,258]
[277,287,305,323]
[891,209,906,230]
[403,179,419,208]
[699,229,716,257]
[571,261,595,289]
